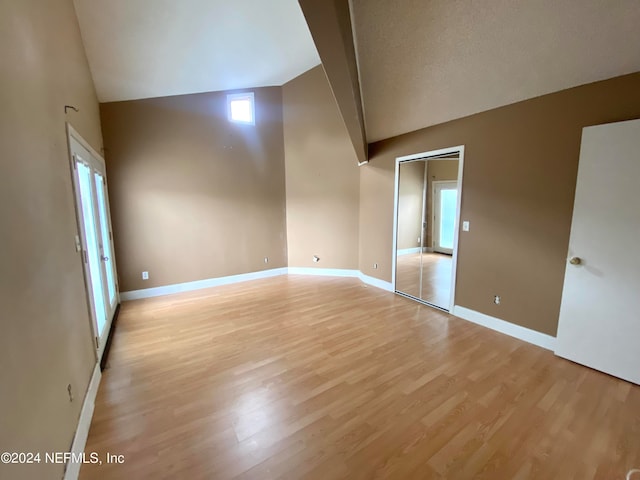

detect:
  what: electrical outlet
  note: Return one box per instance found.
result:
[264,257,269,263]
[373,263,378,269]
[463,221,470,232]
[142,271,149,280]
[494,295,501,305]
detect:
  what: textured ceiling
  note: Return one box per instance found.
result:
[73,0,320,102]
[351,0,640,142]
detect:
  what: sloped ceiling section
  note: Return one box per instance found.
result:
[73,0,321,102]
[351,0,640,142]
[298,0,367,164]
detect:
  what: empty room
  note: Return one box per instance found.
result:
[2,1,640,479]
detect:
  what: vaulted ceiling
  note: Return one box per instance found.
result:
[351,0,640,142]
[74,0,640,149]
[73,0,320,102]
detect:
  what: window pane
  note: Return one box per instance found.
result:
[94,172,116,304]
[230,99,252,123]
[439,188,458,250]
[77,162,107,334]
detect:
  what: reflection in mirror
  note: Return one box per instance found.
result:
[395,155,460,310]
[396,161,426,298]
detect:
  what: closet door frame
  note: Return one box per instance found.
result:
[392,146,465,312]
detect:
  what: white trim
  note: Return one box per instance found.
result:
[67,124,105,167]
[64,363,101,480]
[391,158,400,289]
[452,305,556,351]
[359,272,394,292]
[397,247,422,256]
[449,152,465,312]
[396,146,464,163]
[120,268,288,300]
[392,145,465,313]
[287,267,360,277]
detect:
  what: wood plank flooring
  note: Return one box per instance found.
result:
[80,275,640,479]
[396,253,453,308]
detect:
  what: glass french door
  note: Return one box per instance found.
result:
[433,181,458,255]
[69,131,118,358]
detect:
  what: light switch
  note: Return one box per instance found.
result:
[462,221,470,232]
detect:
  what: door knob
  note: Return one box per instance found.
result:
[569,257,582,265]
[101,256,109,262]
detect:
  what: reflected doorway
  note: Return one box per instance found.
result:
[433,181,458,255]
[392,147,464,311]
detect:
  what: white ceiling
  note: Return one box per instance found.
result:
[351,0,640,142]
[73,0,320,102]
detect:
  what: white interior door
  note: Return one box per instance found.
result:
[433,181,458,255]
[69,129,119,358]
[555,119,640,385]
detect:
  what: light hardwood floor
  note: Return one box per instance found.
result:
[396,253,453,308]
[81,276,639,479]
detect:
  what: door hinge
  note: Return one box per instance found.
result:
[95,336,99,349]
[83,250,88,264]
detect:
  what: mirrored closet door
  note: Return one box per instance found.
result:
[394,149,463,311]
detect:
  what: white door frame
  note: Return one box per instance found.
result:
[432,180,458,255]
[392,146,465,312]
[66,124,120,359]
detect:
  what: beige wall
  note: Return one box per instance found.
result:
[104,65,360,285]
[359,72,640,336]
[0,1,103,479]
[100,88,288,292]
[283,66,360,269]
[425,160,459,249]
[397,162,425,251]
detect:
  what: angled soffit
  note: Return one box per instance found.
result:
[298,0,368,164]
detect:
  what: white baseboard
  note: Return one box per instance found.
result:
[452,305,556,351]
[397,247,421,256]
[120,268,288,300]
[120,267,395,301]
[287,267,359,277]
[359,272,394,292]
[64,363,101,480]
[397,247,434,256]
